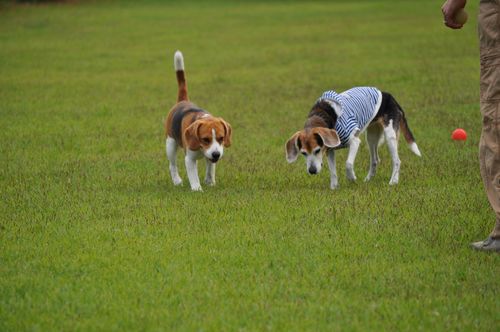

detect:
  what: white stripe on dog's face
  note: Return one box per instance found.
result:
[302,147,323,175]
[204,129,224,162]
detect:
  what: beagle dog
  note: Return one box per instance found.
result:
[285,87,421,189]
[165,51,232,191]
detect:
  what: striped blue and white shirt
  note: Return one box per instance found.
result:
[319,87,382,147]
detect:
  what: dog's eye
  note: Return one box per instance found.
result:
[217,137,223,143]
[314,149,321,155]
[202,138,210,144]
[301,151,307,156]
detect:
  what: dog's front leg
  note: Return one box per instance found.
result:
[205,159,216,186]
[185,150,202,191]
[327,149,338,190]
[346,133,361,181]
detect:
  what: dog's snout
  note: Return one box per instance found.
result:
[212,151,220,160]
[308,166,317,175]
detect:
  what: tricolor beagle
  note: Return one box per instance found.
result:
[285,87,421,189]
[165,51,232,191]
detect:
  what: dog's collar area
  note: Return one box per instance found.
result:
[311,100,339,129]
[172,107,206,143]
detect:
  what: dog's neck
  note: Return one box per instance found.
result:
[304,115,328,129]
[305,101,338,129]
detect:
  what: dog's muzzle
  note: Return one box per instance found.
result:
[210,151,221,163]
[308,166,318,175]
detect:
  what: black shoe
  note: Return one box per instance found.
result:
[470,236,500,252]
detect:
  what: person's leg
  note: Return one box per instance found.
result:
[472,0,500,251]
[474,101,500,251]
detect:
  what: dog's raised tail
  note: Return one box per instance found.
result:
[400,112,421,157]
[391,97,421,157]
[174,50,188,102]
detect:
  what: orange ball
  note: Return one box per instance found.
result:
[452,128,467,141]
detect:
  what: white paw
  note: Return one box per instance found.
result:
[389,178,398,186]
[173,177,183,186]
[204,179,216,186]
[346,170,357,181]
[330,183,339,190]
[364,174,373,182]
[191,185,203,192]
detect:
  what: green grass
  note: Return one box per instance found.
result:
[1,0,499,330]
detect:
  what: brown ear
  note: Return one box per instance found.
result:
[312,127,340,148]
[285,131,301,163]
[221,119,232,147]
[184,120,203,150]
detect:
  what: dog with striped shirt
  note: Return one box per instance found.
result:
[285,87,421,189]
[165,51,232,191]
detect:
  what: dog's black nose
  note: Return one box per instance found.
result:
[308,166,317,175]
[212,151,220,160]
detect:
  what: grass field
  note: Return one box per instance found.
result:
[1,0,499,330]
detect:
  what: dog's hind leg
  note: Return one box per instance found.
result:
[166,136,183,186]
[327,149,338,190]
[365,124,383,182]
[383,119,401,185]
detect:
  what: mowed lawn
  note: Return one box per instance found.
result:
[1,0,498,330]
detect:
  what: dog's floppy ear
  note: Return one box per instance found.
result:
[313,127,340,148]
[184,120,203,150]
[220,119,232,147]
[285,131,302,163]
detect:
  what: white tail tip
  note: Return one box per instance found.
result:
[409,142,421,157]
[174,50,184,71]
